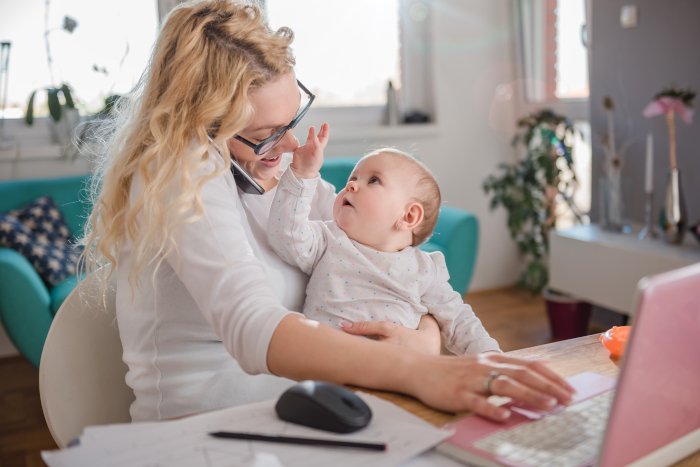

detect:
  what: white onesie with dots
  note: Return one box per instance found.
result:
[268,167,500,355]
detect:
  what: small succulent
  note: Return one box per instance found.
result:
[24,14,79,126]
[25,83,75,125]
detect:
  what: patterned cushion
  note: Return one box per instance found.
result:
[0,196,83,286]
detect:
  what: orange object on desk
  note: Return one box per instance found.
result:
[599,326,631,358]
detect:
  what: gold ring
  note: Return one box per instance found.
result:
[483,370,500,395]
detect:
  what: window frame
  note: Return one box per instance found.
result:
[513,0,590,122]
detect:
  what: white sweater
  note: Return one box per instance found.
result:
[116,154,337,421]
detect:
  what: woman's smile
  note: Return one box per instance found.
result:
[258,153,282,168]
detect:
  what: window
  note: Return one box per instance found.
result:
[265,0,400,108]
[264,0,433,124]
[519,0,589,103]
[517,0,591,219]
[0,0,158,120]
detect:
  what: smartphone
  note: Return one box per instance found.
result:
[230,157,265,195]
[207,136,265,195]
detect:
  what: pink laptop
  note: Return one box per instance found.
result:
[438,263,700,466]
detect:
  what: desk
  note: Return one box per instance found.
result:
[549,224,700,315]
[368,335,700,466]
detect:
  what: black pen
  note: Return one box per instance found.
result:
[209,431,386,451]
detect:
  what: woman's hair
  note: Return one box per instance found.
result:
[364,148,441,246]
[80,0,295,288]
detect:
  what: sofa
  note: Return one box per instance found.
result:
[0,175,91,367]
[0,159,478,367]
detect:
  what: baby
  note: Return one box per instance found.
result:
[268,125,499,355]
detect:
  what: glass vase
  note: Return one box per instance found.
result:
[599,169,624,231]
[660,168,687,244]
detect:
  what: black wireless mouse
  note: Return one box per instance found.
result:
[275,380,372,433]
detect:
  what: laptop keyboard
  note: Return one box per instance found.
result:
[473,391,614,467]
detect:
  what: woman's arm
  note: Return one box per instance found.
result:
[267,313,575,421]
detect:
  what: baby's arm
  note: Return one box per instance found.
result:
[422,253,501,355]
[267,125,331,274]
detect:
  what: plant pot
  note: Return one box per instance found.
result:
[49,107,81,147]
[543,288,591,341]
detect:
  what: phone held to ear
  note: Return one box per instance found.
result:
[230,158,265,194]
[207,136,265,195]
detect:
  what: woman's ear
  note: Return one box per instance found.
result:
[397,202,424,231]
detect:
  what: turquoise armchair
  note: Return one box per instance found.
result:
[320,157,479,295]
[0,175,90,367]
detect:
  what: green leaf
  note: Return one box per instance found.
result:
[47,88,62,122]
[25,90,36,126]
[60,83,75,108]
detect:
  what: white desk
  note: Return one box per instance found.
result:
[549,224,700,315]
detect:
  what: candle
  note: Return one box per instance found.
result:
[606,115,616,159]
[645,133,654,193]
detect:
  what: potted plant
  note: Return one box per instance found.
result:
[24,10,81,148]
[483,109,590,340]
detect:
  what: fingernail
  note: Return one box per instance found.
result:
[498,408,511,420]
[545,397,557,408]
[341,321,352,329]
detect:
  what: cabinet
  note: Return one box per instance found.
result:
[549,224,700,315]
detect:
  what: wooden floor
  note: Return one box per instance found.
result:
[0,286,603,466]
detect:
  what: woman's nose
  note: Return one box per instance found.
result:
[277,130,299,153]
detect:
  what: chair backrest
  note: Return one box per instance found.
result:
[39,274,133,447]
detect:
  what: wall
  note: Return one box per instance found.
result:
[589,0,700,226]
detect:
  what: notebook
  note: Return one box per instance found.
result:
[437,263,700,467]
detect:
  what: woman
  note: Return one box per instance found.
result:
[83,0,573,423]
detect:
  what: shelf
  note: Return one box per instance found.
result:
[549,224,700,315]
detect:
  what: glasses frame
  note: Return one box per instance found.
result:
[234,80,315,156]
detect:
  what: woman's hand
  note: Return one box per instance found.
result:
[409,352,576,422]
[291,123,329,179]
[340,314,442,355]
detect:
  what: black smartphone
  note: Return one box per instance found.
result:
[207,136,265,195]
[230,157,265,195]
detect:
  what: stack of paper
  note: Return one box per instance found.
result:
[42,393,453,467]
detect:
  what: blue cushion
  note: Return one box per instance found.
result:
[0,196,82,286]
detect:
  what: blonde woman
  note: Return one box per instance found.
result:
[84,0,574,423]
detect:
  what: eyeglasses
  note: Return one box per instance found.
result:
[234,80,315,156]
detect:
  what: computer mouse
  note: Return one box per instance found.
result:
[274,380,372,433]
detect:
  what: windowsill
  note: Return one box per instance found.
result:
[325,123,439,143]
[0,142,64,162]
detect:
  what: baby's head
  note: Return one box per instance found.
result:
[333,148,441,252]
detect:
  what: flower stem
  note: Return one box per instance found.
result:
[666,110,677,170]
[44,0,55,86]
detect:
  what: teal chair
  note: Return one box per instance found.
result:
[0,175,91,367]
[320,157,479,295]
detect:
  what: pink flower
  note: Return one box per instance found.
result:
[643,97,694,124]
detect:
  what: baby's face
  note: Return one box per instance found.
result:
[333,153,417,249]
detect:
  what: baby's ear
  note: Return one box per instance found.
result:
[398,202,424,231]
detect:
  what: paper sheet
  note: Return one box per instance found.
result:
[42,393,453,467]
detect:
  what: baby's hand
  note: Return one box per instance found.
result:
[291,123,329,179]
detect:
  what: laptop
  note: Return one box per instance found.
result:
[437,263,700,467]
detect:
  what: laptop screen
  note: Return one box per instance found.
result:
[599,263,700,466]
